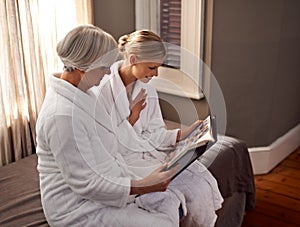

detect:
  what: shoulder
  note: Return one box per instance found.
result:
[92,76,111,97]
[38,90,90,130]
[38,94,72,126]
[110,60,124,74]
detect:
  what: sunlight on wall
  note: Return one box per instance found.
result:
[32,0,82,81]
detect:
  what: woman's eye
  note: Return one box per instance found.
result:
[149,67,156,70]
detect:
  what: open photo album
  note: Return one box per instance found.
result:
[164,115,217,178]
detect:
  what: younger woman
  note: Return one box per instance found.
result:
[95,30,223,226]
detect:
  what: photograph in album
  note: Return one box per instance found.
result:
[165,115,217,178]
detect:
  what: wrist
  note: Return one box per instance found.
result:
[128,113,138,126]
[128,116,134,125]
[130,179,146,195]
[176,130,182,142]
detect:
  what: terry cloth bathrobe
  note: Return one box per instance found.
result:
[36,74,182,227]
[92,60,224,227]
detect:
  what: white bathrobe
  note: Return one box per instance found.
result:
[36,74,181,227]
[93,63,179,179]
[92,61,224,227]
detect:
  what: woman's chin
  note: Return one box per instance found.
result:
[141,78,151,83]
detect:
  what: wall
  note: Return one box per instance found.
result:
[93,0,300,147]
[212,0,300,146]
[93,0,135,40]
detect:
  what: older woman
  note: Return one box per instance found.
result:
[36,25,178,226]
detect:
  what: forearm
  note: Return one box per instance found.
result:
[130,179,162,195]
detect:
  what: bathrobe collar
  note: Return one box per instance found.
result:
[49,73,114,133]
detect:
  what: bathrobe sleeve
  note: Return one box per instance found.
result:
[43,114,131,208]
[139,84,179,148]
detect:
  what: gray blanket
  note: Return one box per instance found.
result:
[200,136,255,211]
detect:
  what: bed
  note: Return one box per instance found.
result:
[0,134,255,227]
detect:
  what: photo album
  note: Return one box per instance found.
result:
[165,115,217,178]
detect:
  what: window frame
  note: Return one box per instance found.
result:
[135,0,210,100]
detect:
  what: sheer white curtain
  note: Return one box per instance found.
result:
[0,0,92,166]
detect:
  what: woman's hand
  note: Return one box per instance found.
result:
[130,163,179,195]
[176,120,203,141]
[128,88,147,126]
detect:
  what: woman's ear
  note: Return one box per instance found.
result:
[129,55,136,65]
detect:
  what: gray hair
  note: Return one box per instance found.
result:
[57,24,117,72]
[118,30,166,63]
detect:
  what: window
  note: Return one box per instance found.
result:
[160,0,181,68]
[0,0,92,165]
[135,0,210,99]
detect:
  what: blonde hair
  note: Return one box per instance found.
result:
[118,30,166,63]
[57,24,117,72]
